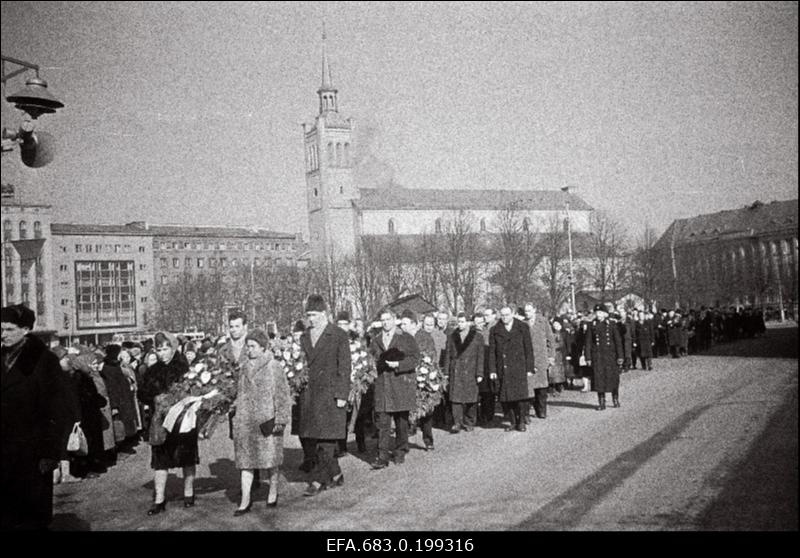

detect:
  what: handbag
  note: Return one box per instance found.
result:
[67,422,89,456]
[259,417,276,437]
[113,417,126,443]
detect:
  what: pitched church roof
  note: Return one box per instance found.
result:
[355,187,592,212]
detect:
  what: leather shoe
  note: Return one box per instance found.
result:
[266,495,279,508]
[330,474,344,487]
[183,495,195,508]
[370,458,389,470]
[425,444,434,451]
[393,452,405,465]
[233,503,252,516]
[516,423,527,432]
[450,425,462,434]
[147,502,166,516]
[303,482,326,497]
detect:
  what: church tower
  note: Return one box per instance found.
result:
[303,28,358,260]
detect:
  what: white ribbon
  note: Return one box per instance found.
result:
[162,389,219,433]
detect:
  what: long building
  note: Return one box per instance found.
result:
[655,199,798,316]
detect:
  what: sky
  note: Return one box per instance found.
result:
[1,1,797,242]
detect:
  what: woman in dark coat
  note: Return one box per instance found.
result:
[550,320,568,390]
[444,313,484,433]
[101,345,138,443]
[487,306,534,432]
[68,353,109,476]
[138,331,197,515]
[573,319,593,392]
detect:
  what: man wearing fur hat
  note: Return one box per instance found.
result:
[298,295,351,496]
[2,304,75,530]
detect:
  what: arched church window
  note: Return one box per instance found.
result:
[336,143,343,166]
[480,218,486,232]
[388,219,396,234]
[339,186,344,194]
[327,142,334,166]
[3,219,12,239]
[344,143,350,166]
[435,218,442,234]
[34,221,42,238]
[314,188,318,197]
[522,217,530,232]
[19,220,27,239]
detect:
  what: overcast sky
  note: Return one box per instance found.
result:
[1,1,797,241]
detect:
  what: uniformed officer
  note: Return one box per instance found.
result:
[584,304,624,410]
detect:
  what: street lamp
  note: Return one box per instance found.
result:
[561,186,577,315]
[1,55,64,167]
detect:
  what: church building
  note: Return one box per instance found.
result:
[302,37,594,262]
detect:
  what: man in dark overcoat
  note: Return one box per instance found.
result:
[584,304,624,410]
[298,295,351,496]
[2,304,75,530]
[666,310,682,358]
[368,309,420,469]
[444,312,484,433]
[400,311,437,451]
[524,303,553,420]
[488,305,534,432]
[633,312,654,371]
[477,308,498,425]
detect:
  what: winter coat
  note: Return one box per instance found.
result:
[1,335,76,530]
[232,352,291,469]
[488,319,534,403]
[298,324,351,439]
[101,358,138,439]
[445,328,484,404]
[550,330,568,384]
[633,319,654,358]
[619,318,633,358]
[667,318,682,346]
[526,316,553,393]
[70,367,107,459]
[479,324,498,393]
[138,355,189,445]
[370,328,420,413]
[584,319,624,393]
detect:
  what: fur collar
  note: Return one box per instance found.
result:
[2,334,49,376]
[450,327,477,356]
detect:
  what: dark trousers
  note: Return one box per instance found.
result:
[300,437,317,467]
[451,402,477,428]
[377,411,409,461]
[477,392,495,424]
[670,344,680,358]
[630,350,638,368]
[309,439,341,485]
[532,388,548,417]
[418,413,434,446]
[505,400,526,428]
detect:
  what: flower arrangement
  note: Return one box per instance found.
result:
[273,338,308,401]
[410,354,448,423]
[164,354,238,440]
[347,336,377,406]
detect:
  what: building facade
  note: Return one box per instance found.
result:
[655,200,798,317]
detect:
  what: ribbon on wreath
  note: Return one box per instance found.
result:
[163,389,219,434]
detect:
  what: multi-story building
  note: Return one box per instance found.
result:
[1,185,56,333]
[655,199,798,316]
[50,224,155,345]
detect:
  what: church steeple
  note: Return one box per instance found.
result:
[317,22,338,115]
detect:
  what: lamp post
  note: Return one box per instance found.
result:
[562,186,577,315]
[1,55,64,167]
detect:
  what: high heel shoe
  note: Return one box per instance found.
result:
[331,473,344,488]
[147,501,166,516]
[233,503,252,516]
[266,494,279,508]
[183,495,196,508]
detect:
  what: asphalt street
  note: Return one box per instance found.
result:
[51,326,798,531]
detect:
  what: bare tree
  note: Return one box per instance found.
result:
[409,230,444,310]
[438,210,485,314]
[350,238,386,321]
[376,234,410,301]
[490,202,544,306]
[538,215,570,316]
[589,211,630,301]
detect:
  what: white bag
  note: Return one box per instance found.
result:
[67,422,88,456]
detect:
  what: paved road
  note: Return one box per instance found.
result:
[51,327,798,531]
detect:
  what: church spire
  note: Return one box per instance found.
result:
[317,21,338,115]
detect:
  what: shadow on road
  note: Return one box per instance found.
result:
[694,327,797,359]
[51,513,91,531]
[548,401,598,410]
[695,387,798,531]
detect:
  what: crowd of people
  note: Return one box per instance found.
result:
[0,297,770,529]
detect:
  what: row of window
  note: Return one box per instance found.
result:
[3,219,44,240]
[60,296,147,306]
[383,216,559,235]
[60,263,147,272]
[68,244,145,254]
[157,240,292,252]
[159,256,283,269]
[306,141,351,172]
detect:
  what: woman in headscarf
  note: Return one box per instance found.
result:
[138,331,197,516]
[66,352,109,477]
